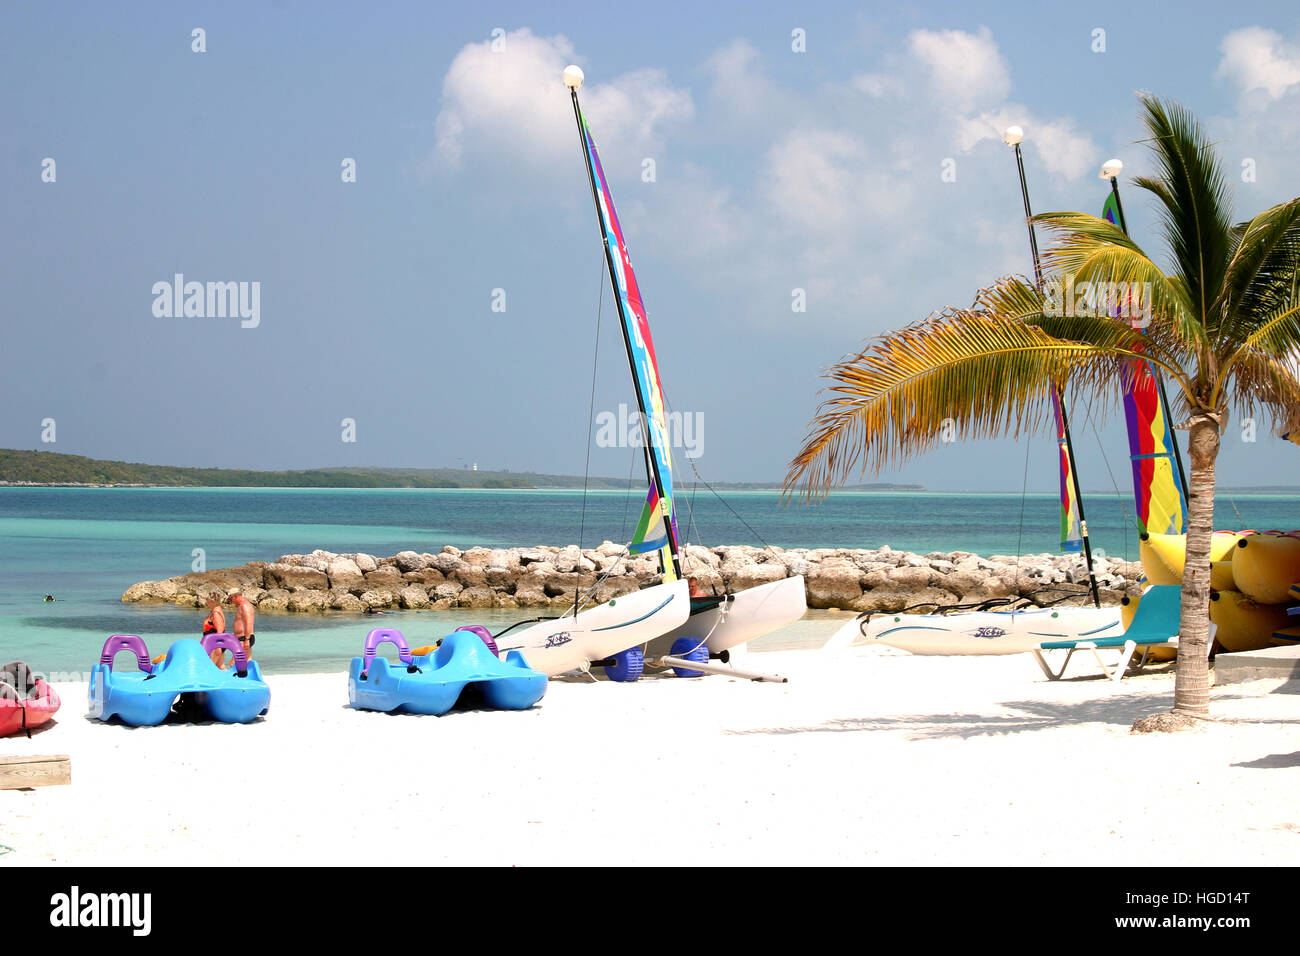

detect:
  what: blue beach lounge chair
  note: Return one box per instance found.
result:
[1029,585,1197,682]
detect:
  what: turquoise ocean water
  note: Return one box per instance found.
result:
[4,486,1299,676]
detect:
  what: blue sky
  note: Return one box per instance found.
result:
[3,1,1300,491]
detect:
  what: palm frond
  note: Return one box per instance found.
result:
[1217,293,1300,403]
[1225,348,1300,436]
[976,273,1197,401]
[1132,96,1235,331]
[782,304,1163,499]
[1023,300,1194,396]
[966,275,1043,319]
[1033,211,1201,347]
[1216,198,1300,347]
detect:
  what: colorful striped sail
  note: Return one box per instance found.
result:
[1052,395,1083,552]
[628,486,671,555]
[1103,195,1186,535]
[1119,361,1186,535]
[1101,192,1122,237]
[580,112,680,578]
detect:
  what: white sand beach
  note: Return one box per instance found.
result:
[1,641,1296,867]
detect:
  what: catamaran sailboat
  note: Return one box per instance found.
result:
[827,602,1124,655]
[493,579,689,678]
[450,68,806,680]
[827,174,1185,661]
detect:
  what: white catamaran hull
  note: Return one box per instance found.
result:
[828,604,1124,655]
[498,579,690,676]
[646,575,807,657]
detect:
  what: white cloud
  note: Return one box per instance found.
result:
[1217,27,1300,103]
[582,68,694,163]
[433,29,576,170]
[763,129,875,233]
[957,107,1098,180]
[1210,29,1300,210]
[852,72,903,99]
[434,27,1103,336]
[851,28,1098,182]
[908,27,1011,111]
[643,164,743,257]
[703,39,767,116]
[432,28,692,174]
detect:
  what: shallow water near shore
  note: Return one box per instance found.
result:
[16,602,853,679]
[5,486,1300,675]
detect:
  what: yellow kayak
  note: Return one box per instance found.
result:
[1269,625,1300,647]
[1120,594,1140,629]
[1230,533,1300,605]
[1210,589,1293,652]
[1139,531,1244,585]
[1210,559,1236,592]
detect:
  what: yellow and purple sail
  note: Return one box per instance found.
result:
[579,110,680,578]
[1052,396,1083,552]
[1103,193,1187,535]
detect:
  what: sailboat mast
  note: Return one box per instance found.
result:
[1106,173,1191,508]
[1006,130,1102,608]
[565,77,681,579]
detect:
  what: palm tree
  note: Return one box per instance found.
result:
[784,96,1300,729]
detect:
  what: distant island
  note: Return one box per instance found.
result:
[0,449,924,492]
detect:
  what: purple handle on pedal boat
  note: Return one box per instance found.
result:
[362,628,412,672]
[201,632,250,672]
[454,625,499,657]
[100,635,153,673]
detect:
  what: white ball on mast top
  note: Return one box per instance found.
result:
[563,65,585,90]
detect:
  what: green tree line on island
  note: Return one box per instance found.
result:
[0,449,563,489]
[0,448,923,492]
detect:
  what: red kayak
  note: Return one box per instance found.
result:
[1,662,61,737]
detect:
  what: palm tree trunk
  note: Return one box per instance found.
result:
[1174,413,1220,718]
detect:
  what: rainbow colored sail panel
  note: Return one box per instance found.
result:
[1103,195,1186,535]
[581,113,680,577]
[628,486,670,555]
[1119,361,1185,535]
[1101,191,1122,235]
[1052,394,1082,552]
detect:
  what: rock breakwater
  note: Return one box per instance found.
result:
[121,543,1143,614]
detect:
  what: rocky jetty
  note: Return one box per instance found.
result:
[120,543,1144,614]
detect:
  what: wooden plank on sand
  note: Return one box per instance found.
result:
[0,754,71,789]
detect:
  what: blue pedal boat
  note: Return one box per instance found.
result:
[348,627,546,715]
[88,634,271,726]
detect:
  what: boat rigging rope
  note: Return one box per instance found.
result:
[1223,491,1245,526]
[1081,390,1133,563]
[576,253,606,560]
[679,455,788,570]
[681,480,715,592]
[654,391,789,584]
[619,449,637,544]
[1015,425,1032,601]
[688,480,703,545]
